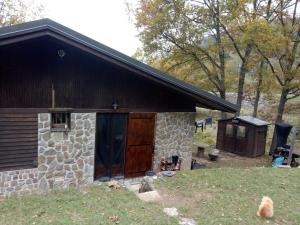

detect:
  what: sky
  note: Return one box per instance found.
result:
[36,0,140,56]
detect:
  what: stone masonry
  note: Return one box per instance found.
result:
[0,111,196,196]
[153,112,195,171]
[38,113,96,192]
[0,168,38,196]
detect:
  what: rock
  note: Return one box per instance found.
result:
[77,159,84,169]
[179,218,197,225]
[84,120,91,129]
[46,156,55,164]
[48,160,58,172]
[161,171,176,177]
[125,183,141,193]
[163,207,179,217]
[137,190,162,202]
[66,171,74,179]
[57,152,64,163]
[40,114,49,122]
[39,178,48,192]
[107,180,121,189]
[64,159,74,164]
[139,177,154,193]
[76,130,84,137]
[44,149,56,156]
[84,164,93,176]
[38,155,46,164]
[42,132,51,142]
[75,170,83,179]
[38,165,48,172]
[48,140,55,147]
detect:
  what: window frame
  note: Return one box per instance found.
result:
[237,125,247,139]
[225,124,234,137]
[50,109,71,132]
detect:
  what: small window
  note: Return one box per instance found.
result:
[237,126,246,138]
[226,124,233,137]
[51,112,71,131]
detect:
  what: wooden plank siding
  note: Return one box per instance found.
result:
[0,36,196,112]
[0,112,38,171]
[216,119,268,157]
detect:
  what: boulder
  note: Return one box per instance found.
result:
[138,177,154,193]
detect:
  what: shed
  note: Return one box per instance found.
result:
[0,19,238,195]
[216,116,269,157]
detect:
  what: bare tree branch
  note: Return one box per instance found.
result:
[166,59,193,72]
[220,22,244,61]
[255,44,285,86]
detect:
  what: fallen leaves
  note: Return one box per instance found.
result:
[108,215,120,224]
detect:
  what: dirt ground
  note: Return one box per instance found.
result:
[154,168,300,225]
[192,151,272,168]
[155,150,272,215]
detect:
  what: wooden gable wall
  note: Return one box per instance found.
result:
[0,36,196,112]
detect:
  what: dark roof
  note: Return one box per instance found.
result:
[0,19,239,112]
[219,116,269,126]
[237,116,269,126]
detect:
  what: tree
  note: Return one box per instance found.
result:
[252,60,267,117]
[250,0,273,117]
[130,0,273,116]
[130,0,230,105]
[254,0,300,122]
[0,0,43,27]
[217,0,280,115]
[131,0,299,121]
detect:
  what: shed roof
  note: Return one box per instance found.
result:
[237,116,269,126]
[0,19,239,113]
[219,116,269,126]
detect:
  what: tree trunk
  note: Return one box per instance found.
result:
[219,88,227,119]
[236,44,253,116]
[215,0,227,120]
[275,88,289,123]
[253,61,264,117]
[269,87,289,155]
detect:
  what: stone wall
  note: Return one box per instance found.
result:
[0,168,38,196]
[38,113,96,192]
[153,112,195,171]
[0,111,196,196]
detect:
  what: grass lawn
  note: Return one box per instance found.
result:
[156,168,300,225]
[0,168,299,225]
[0,185,177,225]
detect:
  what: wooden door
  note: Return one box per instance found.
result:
[125,113,155,177]
[223,123,236,153]
[234,125,248,155]
[94,114,127,179]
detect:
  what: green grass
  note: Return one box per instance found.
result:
[194,125,217,147]
[0,185,177,225]
[156,168,300,225]
[0,169,299,225]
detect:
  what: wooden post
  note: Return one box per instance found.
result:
[51,83,55,109]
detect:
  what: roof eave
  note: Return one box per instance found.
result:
[0,19,239,113]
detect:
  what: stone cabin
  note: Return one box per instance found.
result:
[0,19,238,196]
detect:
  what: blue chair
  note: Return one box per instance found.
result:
[205,117,213,127]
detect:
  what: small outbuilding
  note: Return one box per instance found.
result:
[216,116,269,157]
